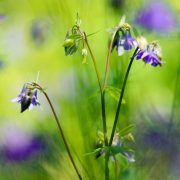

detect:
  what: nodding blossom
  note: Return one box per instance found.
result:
[136,42,162,67]
[12,84,40,113]
[113,23,137,56]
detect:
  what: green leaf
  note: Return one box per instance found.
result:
[118,15,126,27]
[76,13,81,27]
[119,124,135,137]
[105,86,126,104]
[86,30,101,37]
[97,131,105,142]
[83,148,102,156]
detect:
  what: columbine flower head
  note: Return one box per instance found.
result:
[136,42,162,67]
[112,23,137,56]
[63,14,84,56]
[12,83,40,113]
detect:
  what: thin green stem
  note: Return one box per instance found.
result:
[84,34,109,180]
[109,47,139,146]
[103,30,118,180]
[33,83,82,180]
[103,30,118,90]
[84,34,108,144]
[84,35,103,93]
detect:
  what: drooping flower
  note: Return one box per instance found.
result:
[135,42,162,67]
[12,84,40,113]
[112,23,137,56]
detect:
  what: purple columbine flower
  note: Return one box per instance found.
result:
[12,84,40,113]
[114,29,137,56]
[136,43,162,67]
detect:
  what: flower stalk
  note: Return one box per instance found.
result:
[84,34,109,180]
[32,83,82,180]
[109,47,139,146]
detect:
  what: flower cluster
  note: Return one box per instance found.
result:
[12,83,40,113]
[111,18,163,67]
[95,132,135,162]
[135,42,162,66]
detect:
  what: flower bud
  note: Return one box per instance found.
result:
[136,36,148,50]
[82,48,88,64]
[63,39,75,47]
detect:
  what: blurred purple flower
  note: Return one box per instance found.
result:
[31,19,50,45]
[1,124,47,162]
[12,84,40,113]
[0,14,5,22]
[135,2,176,33]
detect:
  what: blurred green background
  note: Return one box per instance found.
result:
[0,0,180,179]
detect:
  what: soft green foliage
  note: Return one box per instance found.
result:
[105,86,126,104]
[1,0,180,180]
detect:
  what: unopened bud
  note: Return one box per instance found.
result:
[63,39,75,47]
[82,48,88,64]
[137,36,148,50]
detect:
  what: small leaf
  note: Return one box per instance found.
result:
[76,13,81,27]
[86,30,101,37]
[105,86,126,104]
[97,131,105,142]
[118,15,126,27]
[83,148,102,156]
[125,133,135,142]
[119,124,135,137]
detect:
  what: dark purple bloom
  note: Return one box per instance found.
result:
[136,43,162,67]
[117,30,137,56]
[135,2,176,33]
[12,84,40,112]
[1,124,47,162]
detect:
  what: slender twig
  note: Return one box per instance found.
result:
[102,30,118,180]
[84,34,109,180]
[115,158,118,180]
[109,47,139,146]
[103,30,118,90]
[84,34,103,93]
[84,34,108,143]
[32,83,82,180]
